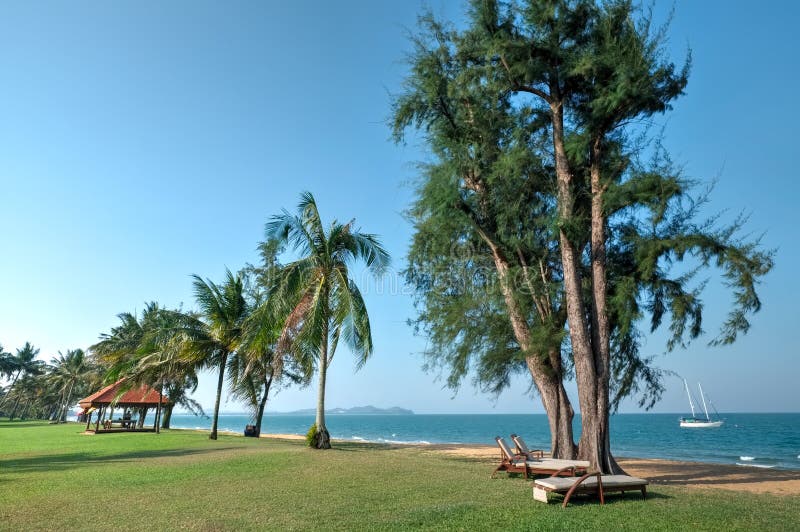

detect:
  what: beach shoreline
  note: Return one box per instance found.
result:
[254,433,800,495]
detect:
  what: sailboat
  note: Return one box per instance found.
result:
[679,380,724,428]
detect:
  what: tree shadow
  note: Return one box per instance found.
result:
[0,422,54,429]
[550,489,669,507]
[1,446,246,476]
[625,461,800,487]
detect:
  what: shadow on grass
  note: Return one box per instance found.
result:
[547,489,670,507]
[630,460,800,487]
[0,421,54,429]
[1,446,246,475]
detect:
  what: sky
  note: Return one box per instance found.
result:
[0,1,797,415]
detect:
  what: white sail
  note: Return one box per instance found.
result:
[683,379,696,418]
[698,382,710,421]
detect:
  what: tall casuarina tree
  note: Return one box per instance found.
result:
[265,192,389,449]
[398,0,774,472]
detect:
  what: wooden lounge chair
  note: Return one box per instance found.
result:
[491,437,590,479]
[510,434,544,459]
[533,472,648,508]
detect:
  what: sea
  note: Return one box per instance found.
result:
[146,412,800,471]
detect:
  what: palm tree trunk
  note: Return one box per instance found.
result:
[9,396,21,420]
[60,380,75,423]
[0,370,22,411]
[161,403,174,429]
[209,353,228,440]
[314,320,331,449]
[155,384,163,434]
[254,374,273,436]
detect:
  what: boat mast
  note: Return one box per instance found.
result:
[699,382,711,421]
[684,379,696,418]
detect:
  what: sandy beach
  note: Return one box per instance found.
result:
[262,434,800,496]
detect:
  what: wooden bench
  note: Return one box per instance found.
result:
[533,472,648,508]
[492,437,590,479]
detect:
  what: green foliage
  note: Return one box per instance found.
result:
[91,301,210,433]
[305,423,318,447]
[261,192,389,438]
[395,0,774,415]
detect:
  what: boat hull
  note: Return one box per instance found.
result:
[679,419,724,428]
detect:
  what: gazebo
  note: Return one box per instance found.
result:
[78,379,170,433]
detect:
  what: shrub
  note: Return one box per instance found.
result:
[305,423,318,447]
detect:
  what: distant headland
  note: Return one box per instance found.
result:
[267,406,413,416]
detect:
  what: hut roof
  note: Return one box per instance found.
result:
[78,379,169,409]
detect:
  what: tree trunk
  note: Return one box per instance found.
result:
[61,381,75,423]
[549,100,605,470]
[314,325,331,449]
[155,386,162,434]
[254,374,273,436]
[588,139,622,474]
[209,353,229,440]
[161,403,174,429]
[483,239,576,458]
[9,396,21,420]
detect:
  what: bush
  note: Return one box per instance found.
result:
[305,423,318,447]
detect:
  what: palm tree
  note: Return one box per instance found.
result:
[160,372,204,429]
[181,270,249,440]
[265,192,388,449]
[49,349,90,422]
[4,342,44,419]
[230,338,306,436]
[7,342,42,387]
[0,343,13,379]
[92,303,204,432]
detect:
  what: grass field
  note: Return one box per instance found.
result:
[1,421,798,531]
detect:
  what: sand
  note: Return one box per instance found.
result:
[261,434,800,495]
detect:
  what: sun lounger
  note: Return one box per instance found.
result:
[491,437,590,479]
[510,434,544,459]
[533,472,648,507]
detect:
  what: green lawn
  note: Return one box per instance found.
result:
[0,421,797,531]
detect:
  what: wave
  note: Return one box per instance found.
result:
[736,462,775,469]
[739,456,755,461]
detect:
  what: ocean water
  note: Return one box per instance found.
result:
[152,412,800,470]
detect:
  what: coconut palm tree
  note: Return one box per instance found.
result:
[7,342,42,387]
[0,343,13,379]
[92,303,204,431]
[49,349,90,422]
[160,372,204,429]
[265,192,388,449]
[4,342,44,419]
[181,270,249,440]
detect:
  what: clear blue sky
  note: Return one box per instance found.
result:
[0,1,796,414]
